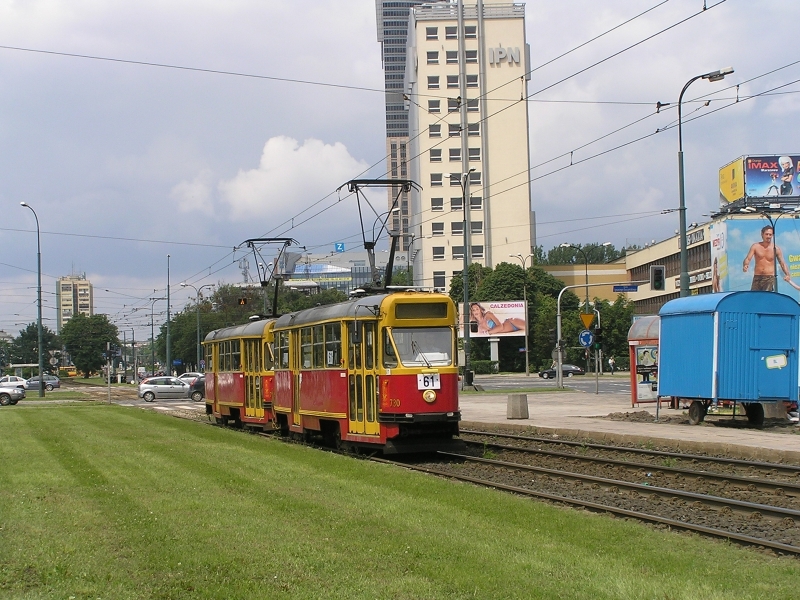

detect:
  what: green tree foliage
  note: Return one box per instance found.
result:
[60,314,119,378]
[537,243,624,265]
[10,323,60,371]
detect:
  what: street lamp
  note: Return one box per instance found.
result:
[20,202,44,397]
[166,255,171,375]
[181,282,215,370]
[450,168,475,387]
[677,67,734,297]
[149,297,166,375]
[509,254,533,376]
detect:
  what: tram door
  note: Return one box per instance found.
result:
[348,321,379,436]
[291,330,301,427]
[244,339,263,419]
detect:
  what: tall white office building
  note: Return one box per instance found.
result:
[404,0,535,289]
[56,274,93,333]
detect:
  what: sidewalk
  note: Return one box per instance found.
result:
[459,390,800,462]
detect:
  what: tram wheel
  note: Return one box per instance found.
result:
[745,403,765,427]
[688,401,704,425]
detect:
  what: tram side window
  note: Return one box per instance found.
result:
[222,341,230,372]
[231,340,241,371]
[277,332,290,369]
[263,341,275,371]
[313,325,325,368]
[301,327,313,369]
[383,329,398,368]
[325,323,341,367]
[364,323,375,370]
[246,339,260,372]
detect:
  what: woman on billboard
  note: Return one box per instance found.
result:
[469,302,526,335]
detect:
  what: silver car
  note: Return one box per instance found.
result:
[0,386,25,406]
[25,374,61,391]
[0,375,28,389]
[138,377,191,402]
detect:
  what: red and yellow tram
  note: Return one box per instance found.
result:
[203,291,462,453]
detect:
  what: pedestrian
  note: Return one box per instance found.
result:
[608,356,615,375]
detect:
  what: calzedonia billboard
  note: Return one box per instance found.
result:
[458,301,527,338]
[719,155,800,202]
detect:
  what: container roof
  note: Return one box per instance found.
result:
[659,291,800,316]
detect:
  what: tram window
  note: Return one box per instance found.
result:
[222,341,230,372]
[301,327,313,369]
[313,325,325,369]
[364,323,375,370]
[383,329,398,368]
[263,341,274,371]
[231,340,241,371]
[277,332,290,369]
[325,323,341,367]
[366,375,375,422]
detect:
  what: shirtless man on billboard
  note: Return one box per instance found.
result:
[742,225,789,291]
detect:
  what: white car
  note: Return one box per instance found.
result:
[0,375,28,389]
[178,372,203,385]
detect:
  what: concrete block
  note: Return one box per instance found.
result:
[507,394,529,419]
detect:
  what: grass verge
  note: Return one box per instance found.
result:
[0,405,797,599]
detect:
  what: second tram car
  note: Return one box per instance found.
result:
[203,291,462,453]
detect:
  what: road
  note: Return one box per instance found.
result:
[471,372,631,395]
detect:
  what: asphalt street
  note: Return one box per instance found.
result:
[471,372,632,395]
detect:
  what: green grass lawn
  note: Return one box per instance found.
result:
[1,405,797,599]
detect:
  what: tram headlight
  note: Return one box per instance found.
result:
[422,389,437,404]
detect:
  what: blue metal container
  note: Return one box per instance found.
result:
[658,292,800,403]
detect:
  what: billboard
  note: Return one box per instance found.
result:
[719,157,745,203]
[712,217,800,295]
[459,301,527,338]
[744,155,800,198]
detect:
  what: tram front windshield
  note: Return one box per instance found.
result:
[388,327,452,367]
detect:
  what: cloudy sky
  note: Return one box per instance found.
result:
[0,0,797,340]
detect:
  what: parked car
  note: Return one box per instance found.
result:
[178,372,203,386]
[189,375,205,403]
[538,364,585,379]
[138,377,191,402]
[0,375,28,389]
[0,386,26,406]
[25,374,61,391]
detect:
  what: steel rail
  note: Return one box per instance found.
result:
[464,439,800,496]
[461,429,800,474]
[439,452,800,521]
[371,456,800,556]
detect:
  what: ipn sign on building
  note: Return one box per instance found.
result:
[488,46,521,65]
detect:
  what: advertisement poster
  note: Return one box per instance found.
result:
[744,155,800,198]
[459,301,527,338]
[719,157,745,203]
[709,220,727,292]
[723,217,800,296]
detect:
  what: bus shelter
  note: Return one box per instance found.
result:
[627,315,660,407]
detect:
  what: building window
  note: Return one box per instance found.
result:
[426,51,439,65]
[449,173,461,186]
[466,50,478,64]
[466,74,478,88]
[448,123,461,137]
[429,124,442,137]
[468,123,480,136]
[471,221,483,235]
[469,171,481,185]
[451,222,464,236]
[450,197,463,211]
[447,98,459,113]
[468,147,480,161]
[445,26,457,40]
[428,76,440,89]
[430,173,443,187]
[465,25,477,39]
[433,271,446,289]
[452,246,465,260]
[431,222,444,236]
[429,149,442,162]
[431,197,444,211]
[447,75,459,88]
[469,196,483,210]
[471,245,484,259]
[449,148,461,162]
[428,99,441,113]
[446,51,458,65]
[426,26,438,40]
[432,246,445,260]
[467,98,479,112]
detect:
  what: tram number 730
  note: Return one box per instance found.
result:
[417,373,441,390]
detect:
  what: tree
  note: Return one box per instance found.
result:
[60,314,119,378]
[539,243,624,265]
[10,323,60,374]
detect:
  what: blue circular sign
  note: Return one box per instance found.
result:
[578,330,594,348]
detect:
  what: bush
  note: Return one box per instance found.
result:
[471,360,498,374]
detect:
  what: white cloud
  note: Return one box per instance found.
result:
[170,169,214,215]
[218,136,369,222]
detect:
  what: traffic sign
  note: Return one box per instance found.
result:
[578,330,594,348]
[613,285,639,293]
[334,242,345,253]
[579,313,595,328]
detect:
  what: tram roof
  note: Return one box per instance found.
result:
[203,318,275,342]
[274,294,392,329]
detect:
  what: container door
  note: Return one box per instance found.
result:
[756,314,794,400]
